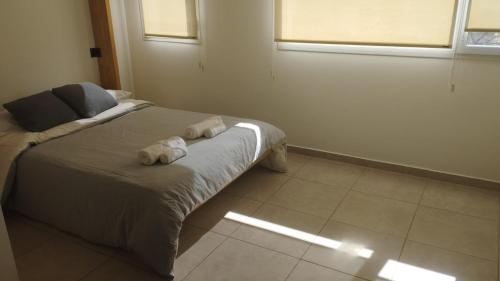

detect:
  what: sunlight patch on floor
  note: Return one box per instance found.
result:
[225,211,373,259]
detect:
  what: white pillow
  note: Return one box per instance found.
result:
[106,90,134,101]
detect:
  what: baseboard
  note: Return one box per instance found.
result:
[288,145,500,191]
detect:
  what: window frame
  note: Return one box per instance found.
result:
[458,33,500,55]
[457,0,500,55]
[274,0,499,58]
[138,0,201,44]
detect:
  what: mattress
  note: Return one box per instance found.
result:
[8,104,286,279]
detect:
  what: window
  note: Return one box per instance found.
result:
[275,0,459,48]
[467,32,500,46]
[140,0,198,42]
[459,0,500,54]
[275,0,500,57]
[466,0,500,32]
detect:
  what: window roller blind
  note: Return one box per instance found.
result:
[275,0,458,48]
[141,0,197,38]
[466,0,500,32]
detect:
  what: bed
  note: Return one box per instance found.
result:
[1,99,287,280]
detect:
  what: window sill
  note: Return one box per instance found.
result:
[276,42,456,59]
[457,45,500,56]
[143,36,199,45]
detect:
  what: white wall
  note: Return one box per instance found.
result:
[0,0,99,105]
[122,0,500,183]
[0,2,100,277]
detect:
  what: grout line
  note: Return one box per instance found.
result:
[284,259,301,281]
[226,235,371,281]
[418,201,499,223]
[225,200,266,237]
[298,259,372,281]
[416,204,499,224]
[227,234,308,260]
[262,176,294,204]
[325,219,406,240]
[319,167,365,231]
[294,166,366,261]
[291,170,365,264]
[403,238,499,263]
[77,256,113,281]
[397,179,428,260]
[348,187,423,205]
[262,201,331,222]
[220,162,355,280]
[12,239,52,261]
[286,154,312,177]
[180,235,231,281]
[290,174,355,191]
[180,192,271,279]
[347,189,419,206]
[7,221,54,260]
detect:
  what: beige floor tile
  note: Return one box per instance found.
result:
[16,238,109,281]
[353,168,427,203]
[6,216,54,258]
[231,224,310,257]
[114,251,152,272]
[56,231,119,258]
[408,207,498,261]
[268,178,348,218]
[184,238,298,281]
[253,203,327,234]
[421,180,499,220]
[174,231,227,281]
[400,240,498,281]
[303,221,404,281]
[294,158,364,187]
[332,191,417,237]
[287,261,365,281]
[230,204,326,257]
[286,152,311,175]
[82,259,164,281]
[178,224,210,256]
[224,166,289,202]
[8,212,118,258]
[184,193,262,235]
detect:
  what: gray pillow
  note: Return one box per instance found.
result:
[52,82,118,118]
[3,91,79,132]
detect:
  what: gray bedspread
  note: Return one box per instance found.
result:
[9,106,286,279]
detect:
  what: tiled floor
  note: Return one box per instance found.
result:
[5,152,500,281]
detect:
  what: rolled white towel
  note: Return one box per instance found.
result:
[159,136,187,164]
[159,147,187,164]
[204,123,227,138]
[158,136,186,148]
[139,137,188,165]
[138,143,165,165]
[185,116,224,139]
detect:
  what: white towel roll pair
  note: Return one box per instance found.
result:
[139,136,187,166]
[185,116,227,139]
